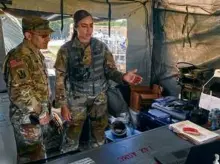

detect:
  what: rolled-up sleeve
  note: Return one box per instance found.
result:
[104,45,124,84]
[54,48,68,107]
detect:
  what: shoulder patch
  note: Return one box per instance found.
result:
[10,60,24,68]
[16,69,27,79]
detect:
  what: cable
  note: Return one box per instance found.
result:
[89,0,135,5]
[176,62,196,69]
[60,0,64,31]
[106,0,111,37]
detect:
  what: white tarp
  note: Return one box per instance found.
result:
[1,13,23,54]
[0,12,23,91]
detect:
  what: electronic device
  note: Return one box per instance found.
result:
[154,140,220,164]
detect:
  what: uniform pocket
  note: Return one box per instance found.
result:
[19,124,42,144]
[89,92,108,120]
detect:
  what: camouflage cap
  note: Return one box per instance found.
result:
[22,16,54,34]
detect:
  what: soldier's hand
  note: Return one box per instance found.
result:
[61,105,72,121]
[39,112,50,125]
[123,69,143,85]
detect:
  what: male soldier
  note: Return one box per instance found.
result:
[54,10,142,152]
[2,16,61,163]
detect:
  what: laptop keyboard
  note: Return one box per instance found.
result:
[167,149,189,164]
[172,149,189,159]
[154,147,190,164]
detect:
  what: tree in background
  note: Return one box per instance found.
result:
[49,19,127,40]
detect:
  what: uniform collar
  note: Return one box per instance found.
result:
[72,37,91,49]
[23,39,41,55]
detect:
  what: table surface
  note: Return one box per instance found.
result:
[45,126,193,164]
[0,92,195,164]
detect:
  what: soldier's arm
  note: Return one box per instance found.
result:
[7,56,44,115]
[103,45,125,84]
[54,48,68,108]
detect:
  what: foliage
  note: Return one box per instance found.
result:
[49,18,127,39]
[95,20,127,27]
[49,18,72,39]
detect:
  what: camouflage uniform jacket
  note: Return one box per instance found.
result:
[2,39,50,118]
[54,37,124,107]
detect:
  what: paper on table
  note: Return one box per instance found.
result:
[199,93,220,111]
[169,120,219,144]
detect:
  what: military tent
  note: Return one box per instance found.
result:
[0,1,220,163]
[0,0,220,95]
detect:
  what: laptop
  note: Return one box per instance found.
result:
[154,140,220,164]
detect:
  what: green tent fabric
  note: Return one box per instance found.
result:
[1,0,220,95]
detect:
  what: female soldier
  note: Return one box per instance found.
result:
[54,10,142,152]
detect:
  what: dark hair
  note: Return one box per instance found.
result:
[72,10,92,39]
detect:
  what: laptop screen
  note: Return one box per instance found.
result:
[185,140,220,164]
[154,140,220,164]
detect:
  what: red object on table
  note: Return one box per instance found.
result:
[183,127,201,136]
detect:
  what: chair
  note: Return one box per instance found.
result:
[130,84,162,112]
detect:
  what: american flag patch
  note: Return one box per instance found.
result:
[10,60,24,68]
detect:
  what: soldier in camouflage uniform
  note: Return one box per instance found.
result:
[2,16,61,163]
[54,10,142,152]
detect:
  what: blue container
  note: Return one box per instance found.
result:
[138,109,174,131]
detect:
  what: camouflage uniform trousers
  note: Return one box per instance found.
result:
[62,92,108,153]
[10,107,61,164]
